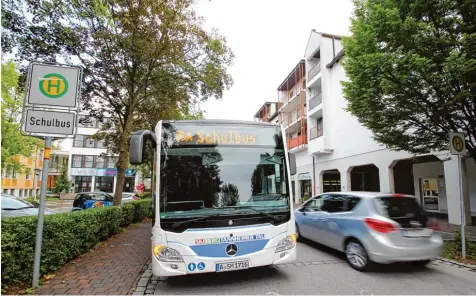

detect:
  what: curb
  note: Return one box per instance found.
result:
[436,257,476,272]
[129,257,152,295]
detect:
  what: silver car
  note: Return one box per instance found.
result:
[295,192,443,271]
[1,194,57,218]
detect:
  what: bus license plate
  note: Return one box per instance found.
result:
[215,260,249,272]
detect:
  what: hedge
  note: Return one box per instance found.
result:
[1,199,153,286]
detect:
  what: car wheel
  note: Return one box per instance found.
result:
[345,239,372,271]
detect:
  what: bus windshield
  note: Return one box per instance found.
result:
[158,122,290,219]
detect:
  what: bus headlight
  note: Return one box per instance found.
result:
[152,245,184,262]
[275,234,297,253]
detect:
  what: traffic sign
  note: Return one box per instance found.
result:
[449,132,466,156]
[22,108,77,138]
[25,62,81,109]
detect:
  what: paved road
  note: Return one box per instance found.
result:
[46,200,73,213]
[143,239,476,295]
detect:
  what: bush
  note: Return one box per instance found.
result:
[1,199,153,286]
[442,231,476,264]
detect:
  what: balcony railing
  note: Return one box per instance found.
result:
[278,81,306,106]
[308,93,322,111]
[287,133,308,150]
[309,125,323,140]
[308,62,321,81]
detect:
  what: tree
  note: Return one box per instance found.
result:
[53,166,71,194]
[6,0,234,205]
[1,60,43,173]
[342,0,476,163]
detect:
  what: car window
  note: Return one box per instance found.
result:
[1,195,34,209]
[321,194,345,213]
[375,195,423,218]
[344,195,361,211]
[105,194,114,201]
[302,195,326,212]
[90,193,106,201]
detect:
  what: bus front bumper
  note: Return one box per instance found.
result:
[151,245,297,277]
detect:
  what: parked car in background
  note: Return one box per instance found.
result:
[295,192,442,271]
[72,191,139,211]
[122,192,140,203]
[1,193,57,218]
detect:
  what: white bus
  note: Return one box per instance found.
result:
[129,120,297,276]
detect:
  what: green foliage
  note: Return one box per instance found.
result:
[443,231,476,264]
[342,0,476,163]
[1,61,43,171]
[1,199,153,286]
[4,0,234,204]
[53,166,71,194]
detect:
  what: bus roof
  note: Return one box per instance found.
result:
[161,119,280,127]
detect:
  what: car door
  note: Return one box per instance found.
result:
[318,194,348,249]
[295,195,328,242]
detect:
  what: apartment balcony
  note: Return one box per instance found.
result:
[307,62,321,83]
[278,83,306,113]
[308,92,322,112]
[281,107,307,133]
[308,126,332,155]
[287,133,308,151]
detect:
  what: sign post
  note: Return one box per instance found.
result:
[449,132,467,259]
[21,62,82,287]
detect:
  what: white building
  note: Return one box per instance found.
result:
[261,30,475,225]
[65,114,140,194]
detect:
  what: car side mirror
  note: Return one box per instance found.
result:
[288,152,296,175]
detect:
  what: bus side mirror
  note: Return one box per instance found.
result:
[129,130,157,165]
[288,152,296,175]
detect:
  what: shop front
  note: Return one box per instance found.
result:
[70,168,137,194]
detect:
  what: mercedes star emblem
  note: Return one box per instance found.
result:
[228,220,233,226]
[225,243,238,256]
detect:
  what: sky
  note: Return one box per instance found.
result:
[194,0,354,121]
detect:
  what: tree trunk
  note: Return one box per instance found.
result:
[113,121,133,205]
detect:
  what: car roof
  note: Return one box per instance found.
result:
[315,191,415,199]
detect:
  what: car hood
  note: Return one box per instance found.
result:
[1,207,57,218]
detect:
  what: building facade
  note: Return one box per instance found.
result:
[1,148,44,198]
[256,29,475,225]
[67,114,139,194]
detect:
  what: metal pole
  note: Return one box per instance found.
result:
[457,155,466,259]
[32,137,52,287]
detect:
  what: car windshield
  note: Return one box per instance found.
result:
[159,123,290,218]
[1,195,36,210]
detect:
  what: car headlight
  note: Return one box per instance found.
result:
[275,234,297,253]
[152,245,184,262]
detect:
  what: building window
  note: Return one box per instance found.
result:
[74,176,93,192]
[25,168,31,180]
[78,116,97,128]
[96,139,105,149]
[84,156,94,168]
[96,177,114,192]
[72,155,83,168]
[96,156,105,168]
[107,157,116,168]
[85,137,96,148]
[12,170,17,179]
[74,135,85,147]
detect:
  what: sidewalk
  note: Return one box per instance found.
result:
[437,219,476,241]
[35,222,151,295]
